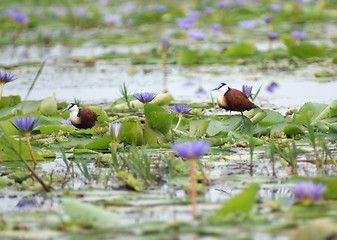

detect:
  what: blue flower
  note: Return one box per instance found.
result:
[11,116,41,134]
[267,32,279,40]
[109,122,122,140]
[171,140,211,160]
[293,181,326,205]
[291,30,307,39]
[215,1,229,8]
[189,29,206,41]
[162,38,169,50]
[105,14,121,24]
[188,11,201,19]
[0,71,15,83]
[62,118,73,126]
[176,18,195,30]
[269,4,282,12]
[134,92,157,103]
[242,85,253,96]
[238,20,256,29]
[266,82,279,93]
[12,12,29,25]
[204,7,214,15]
[212,23,222,32]
[173,105,192,114]
[264,16,273,24]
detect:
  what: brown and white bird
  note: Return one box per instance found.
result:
[212,83,256,131]
[62,103,98,129]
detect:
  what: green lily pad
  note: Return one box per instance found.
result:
[0,135,44,161]
[39,95,58,116]
[226,41,256,57]
[144,104,175,135]
[190,119,211,137]
[62,198,119,228]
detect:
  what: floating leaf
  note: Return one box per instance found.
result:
[313,100,337,121]
[226,42,256,57]
[211,184,259,223]
[62,198,119,228]
[0,135,44,161]
[87,106,109,122]
[190,119,211,137]
[0,95,21,108]
[144,104,175,135]
[298,102,327,120]
[177,48,197,65]
[143,125,159,145]
[39,95,58,116]
[116,171,144,192]
[283,124,304,136]
[287,43,327,59]
[120,120,143,145]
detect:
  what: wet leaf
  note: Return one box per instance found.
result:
[120,120,143,145]
[0,135,44,161]
[287,43,327,59]
[177,48,197,65]
[190,119,211,137]
[0,95,21,108]
[143,125,159,145]
[226,42,256,57]
[211,184,259,222]
[298,102,327,120]
[144,104,175,135]
[39,95,58,116]
[62,198,119,228]
[313,100,337,121]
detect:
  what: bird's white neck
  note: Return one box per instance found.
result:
[69,106,81,124]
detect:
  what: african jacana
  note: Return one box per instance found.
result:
[62,103,98,129]
[212,83,256,131]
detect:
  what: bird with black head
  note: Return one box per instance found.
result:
[212,83,256,131]
[62,103,98,129]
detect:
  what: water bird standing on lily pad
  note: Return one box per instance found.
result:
[62,103,98,129]
[212,83,256,131]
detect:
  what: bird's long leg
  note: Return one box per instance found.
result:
[241,111,245,132]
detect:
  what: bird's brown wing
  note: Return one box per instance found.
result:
[78,108,98,128]
[226,89,255,112]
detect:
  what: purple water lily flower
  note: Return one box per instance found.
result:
[264,16,273,24]
[105,14,121,24]
[291,30,307,39]
[267,32,279,40]
[189,29,206,41]
[162,38,169,50]
[134,92,157,103]
[215,1,229,8]
[145,5,155,11]
[238,20,256,29]
[269,4,282,12]
[12,12,29,25]
[157,5,167,12]
[293,181,326,205]
[176,17,195,30]
[242,85,253,96]
[188,11,201,19]
[126,19,134,26]
[236,0,247,6]
[0,71,16,83]
[109,122,122,140]
[173,104,193,114]
[171,140,211,160]
[266,82,279,93]
[204,7,214,15]
[11,116,41,134]
[62,118,73,126]
[212,23,222,32]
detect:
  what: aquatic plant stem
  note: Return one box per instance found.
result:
[189,160,197,219]
[269,39,274,59]
[25,133,37,165]
[0,83,4,100]
[174,115,183,132]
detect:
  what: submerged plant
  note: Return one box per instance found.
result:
[292,181,326,205]
[171,140,211,219]
[0,71,16,100]
[11,116,42,165]
[134,92,157,104]
[173,104,192,132]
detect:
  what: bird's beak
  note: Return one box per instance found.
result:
[211,87,219,91]
[61,107,69,114]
